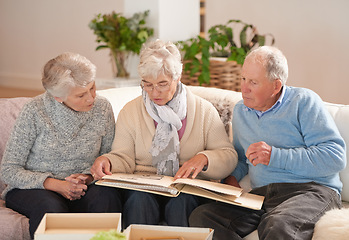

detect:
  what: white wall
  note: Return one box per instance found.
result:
[0,0,199,90]
[1,0,348,104]
[123,0,199,78]
[205,0,349,104]
[124,0,199,42]
[0,0,122,90]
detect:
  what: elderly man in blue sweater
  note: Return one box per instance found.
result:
[189,46,346,240]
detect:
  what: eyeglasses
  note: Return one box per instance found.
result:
[140,80,173,92]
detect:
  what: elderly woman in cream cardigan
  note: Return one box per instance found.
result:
[91,39,238,228]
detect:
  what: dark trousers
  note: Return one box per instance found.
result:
[122,189,202,229]
[189,182,341,240]
[5,184,122,239]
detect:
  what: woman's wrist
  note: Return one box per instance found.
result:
[86,174,94,185]
[43,177,61,191]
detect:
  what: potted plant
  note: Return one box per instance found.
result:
[177,19,275,90]
[89,10,154,78]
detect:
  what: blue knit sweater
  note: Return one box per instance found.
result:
[232,86,346,194]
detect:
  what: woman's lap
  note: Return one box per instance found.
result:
[122,190,202,228]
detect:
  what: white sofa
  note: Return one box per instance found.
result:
[0,85,348,240]
[98,85,349,240]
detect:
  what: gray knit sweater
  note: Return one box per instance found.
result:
[0,92,115,198]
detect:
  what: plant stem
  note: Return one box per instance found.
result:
[110,50,130,78]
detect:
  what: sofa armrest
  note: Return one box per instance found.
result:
[0,97,31,194]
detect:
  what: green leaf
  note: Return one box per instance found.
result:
[198,73,210,85]
[258,35,265,46]
[240,25,251,48]
[190,65,200,77]
[137,30,148,41]
[201,69,211,84]
[96,45,109,51]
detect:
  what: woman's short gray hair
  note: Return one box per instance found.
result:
[42,52,96,99]
[138,39,182,81]
[245,46,288,85]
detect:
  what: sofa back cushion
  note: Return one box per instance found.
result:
[187,86,242,139]
[97,86,142,121]
[0,97,31,194]
[97,86,242,139]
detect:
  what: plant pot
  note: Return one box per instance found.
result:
[181,58,242,92]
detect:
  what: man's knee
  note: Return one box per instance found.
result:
[258,213,302,239]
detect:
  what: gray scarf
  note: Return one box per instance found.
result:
[142,83,187,176]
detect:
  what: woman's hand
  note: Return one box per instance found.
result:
[223,175,241,188]
[90,156,112,180]
[43,177,88,201]
[174,154,208,180]
[65,173,94,185]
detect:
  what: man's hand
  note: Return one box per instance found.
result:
[174,154,208,180]
[90,156,112,180]
[246,141,272,166]
[223,175,241,188]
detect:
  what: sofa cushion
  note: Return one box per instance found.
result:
[0,97,31,194]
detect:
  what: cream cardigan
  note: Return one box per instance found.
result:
[103,88,237,180]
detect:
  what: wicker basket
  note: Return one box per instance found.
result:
[181,59,242,92]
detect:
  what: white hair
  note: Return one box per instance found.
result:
[138,39,182,81]
[245,46,288,85]
[42,52,96,100]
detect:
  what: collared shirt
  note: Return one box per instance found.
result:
[244,86,286,118]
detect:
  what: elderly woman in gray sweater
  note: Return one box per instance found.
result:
[0,52,122,239]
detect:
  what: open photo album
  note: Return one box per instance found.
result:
[96,173,264,210]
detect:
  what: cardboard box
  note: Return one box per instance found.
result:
[34,213,122,240]
[123,224,214,240]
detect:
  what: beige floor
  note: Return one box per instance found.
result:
[0,86,44,98]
